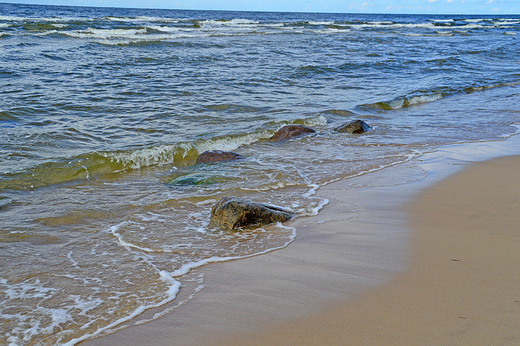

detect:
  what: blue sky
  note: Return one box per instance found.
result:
[2,0,520,14]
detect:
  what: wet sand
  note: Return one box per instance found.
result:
[81,140,520,346]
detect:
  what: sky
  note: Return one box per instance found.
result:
[2,0,519,14]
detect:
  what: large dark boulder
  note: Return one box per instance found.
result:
[196,150,244,164]
[209,197,294,230]
[270,125,316,142]
[334,119,370,134]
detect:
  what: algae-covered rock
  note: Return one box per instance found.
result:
[209,197,294,230]
[270,125,316,142]
[334,119,370,134]
[196,150,244,164]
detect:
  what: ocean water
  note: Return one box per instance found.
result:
[1,3,519,345]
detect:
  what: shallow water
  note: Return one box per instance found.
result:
[1,4,519,345]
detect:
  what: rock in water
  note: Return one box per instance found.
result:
[196,150,244,164]
[334,119,371,134]
[270,124,316,142]
[209,197,294,230]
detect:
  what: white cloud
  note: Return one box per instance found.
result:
[446,0,455,3]
[427,0,438,3]
[486,0,495,3]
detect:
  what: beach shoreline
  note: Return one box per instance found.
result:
[80,135,520,346]
[209,154,520,346]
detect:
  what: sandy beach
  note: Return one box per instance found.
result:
[209,154,520,346]
[81,139,520,346]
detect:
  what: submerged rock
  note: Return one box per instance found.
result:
[169,172,224,186]
[209,197,294,230]
[270,124,316,142]
[334,119,371,134]
[196,150,244,164]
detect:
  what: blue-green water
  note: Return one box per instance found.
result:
[1,3,519,345]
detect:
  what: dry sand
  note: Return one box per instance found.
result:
[81,140,520,346]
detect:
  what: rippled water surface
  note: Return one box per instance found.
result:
[1,3,519,345]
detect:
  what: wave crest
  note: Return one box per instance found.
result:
[364,92,444,110]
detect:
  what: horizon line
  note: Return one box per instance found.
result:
[1,1,518,16]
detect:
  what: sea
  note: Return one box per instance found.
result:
[1,2,519,345]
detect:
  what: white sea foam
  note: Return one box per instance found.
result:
[80,217,298,346]
[148,25,180,33]
[305,198,330,216]
[304,114,328,126]
[355,21,504,31]
[62,271,182,346]
[355,22,436,29]
[196,199,217,206]
[133,273,206,326]
[302,183,320,198]
[382,93,443,109]
[308,21,334,25]
[103,144,183,169]
[106,16,179,23]
[67,250,80,268]
[67,28,148,40]
[109,223,173,252]
[462,24,489,29]
[1,278,84,345]
[3,279,55,299]
[193,130,272,154]
[201,19,260,26]
[370,21,394,25]
[324,27,351,33]
[240,180,299,192]
[462,19,487,23]
[0,15,25,21]
[495,21,519,25]
[0,15,82,22]
[170,223,297,278]
[409,93,443,105]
